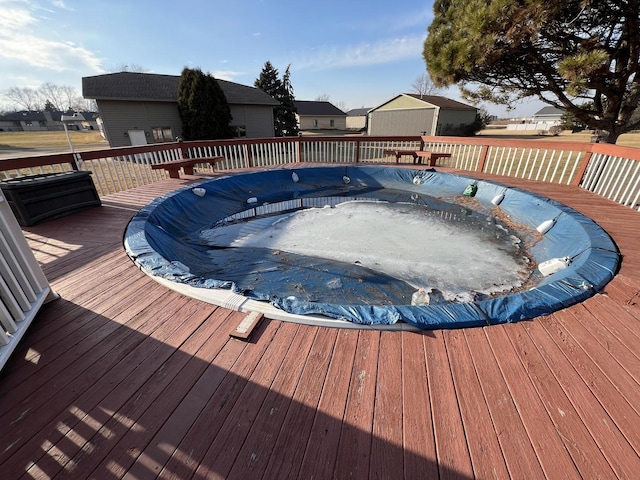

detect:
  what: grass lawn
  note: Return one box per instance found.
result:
[2,129,640,157]
[0,130,108,152]
[478,127,640,148]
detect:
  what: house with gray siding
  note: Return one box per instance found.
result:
[368,94,477,136]
[82,72,280,147]
[294,101,346,131]
[346,108,371,131]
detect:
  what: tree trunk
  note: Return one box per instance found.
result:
[600,130,620,144]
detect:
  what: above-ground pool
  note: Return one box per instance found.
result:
[124,165,620,330]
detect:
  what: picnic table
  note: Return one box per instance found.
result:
[151,156,225,178]
[383,149,452,166]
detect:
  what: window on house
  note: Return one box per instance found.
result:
[233,125,247,137]
[152,127,174,142]
[330,119,335,127]
[313,119,318,128]
[25,121,33,127]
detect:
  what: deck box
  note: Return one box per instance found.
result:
[0,171,101,226]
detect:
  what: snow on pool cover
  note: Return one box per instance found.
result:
[124,166,619,330]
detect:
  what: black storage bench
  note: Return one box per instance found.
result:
[0,171,101,226]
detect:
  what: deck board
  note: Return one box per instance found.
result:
[497,323,611,479]
[401,331,438,479]
[298,328,359,479]
[1,169,640,478]
[369,331,404,479]
[482,327,579,478]
[458,329,542,478]
[426,330,474,478]
[333,331,380,479]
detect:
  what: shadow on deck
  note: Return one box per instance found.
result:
[1,170,640,479]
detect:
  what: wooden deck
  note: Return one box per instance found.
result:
[1,168,640,479]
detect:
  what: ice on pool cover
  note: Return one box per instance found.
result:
[201,201,530,303]
[124,165,620,329]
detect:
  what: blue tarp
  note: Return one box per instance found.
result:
[124,165,619,329]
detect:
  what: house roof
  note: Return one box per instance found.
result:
[372,94,477,111]
[82,72,279,106]
[293,100,346,116]
[0,110,97,122]
[0,111,46,121]
[533,106,564,117]
[346,108,372,116]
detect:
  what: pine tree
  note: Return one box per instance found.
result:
[254,61,299,137]
[177,67,232,140]
[279,65,299,136]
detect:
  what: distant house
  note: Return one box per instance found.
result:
[0,110,98,132]
[294,101,347,131]
[506,106,564,132]
[346,108,371,131]
[367,94,477,136]
[82,72,280,147]
[532,106,564,124]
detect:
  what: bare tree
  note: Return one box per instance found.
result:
[39,82,68,111]
[411,73,441,97]
[59,85,81,111]
[73,98,98,112]
[5,87,42,110]
[108,63,150,73]
[334,100,347,112]
[315,94,331,102]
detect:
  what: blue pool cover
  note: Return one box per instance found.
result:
[124,165,620,329]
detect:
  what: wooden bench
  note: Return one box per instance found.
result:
[151,156,225,179]
[414,151,452,166]
[383,149,452,166]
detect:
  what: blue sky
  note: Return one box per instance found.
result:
[0,0,542,117]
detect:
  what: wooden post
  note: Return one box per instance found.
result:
[477,145,490,173]
[244,144,253,169]
[297,136,303,163]
[355,139,361,163]
[178,139,187,160]
[572,151,594,187]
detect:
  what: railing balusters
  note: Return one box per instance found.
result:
[1,135,639,210]
[620,161,640,207]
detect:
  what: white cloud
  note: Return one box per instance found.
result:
[0,0,103,90]
[52,0,73,11]
[210,70,244,81]
[0,34,103,72]
[349,8,432,33]
[294,35,427,71]
[0,6,36,30]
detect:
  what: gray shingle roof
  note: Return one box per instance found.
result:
[533,106,564,117]
[346,108,372,116]
[0,110,98,122]
[82,72,279,106]
[294,100,346,116]
[0,111,46,121]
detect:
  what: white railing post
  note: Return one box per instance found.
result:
[0,190,55,371]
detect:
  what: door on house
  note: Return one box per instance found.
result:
[128,130,147,146]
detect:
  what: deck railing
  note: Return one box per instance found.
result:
[5,134,637,201]
[1,134,640,370]
[0,190,54,370]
